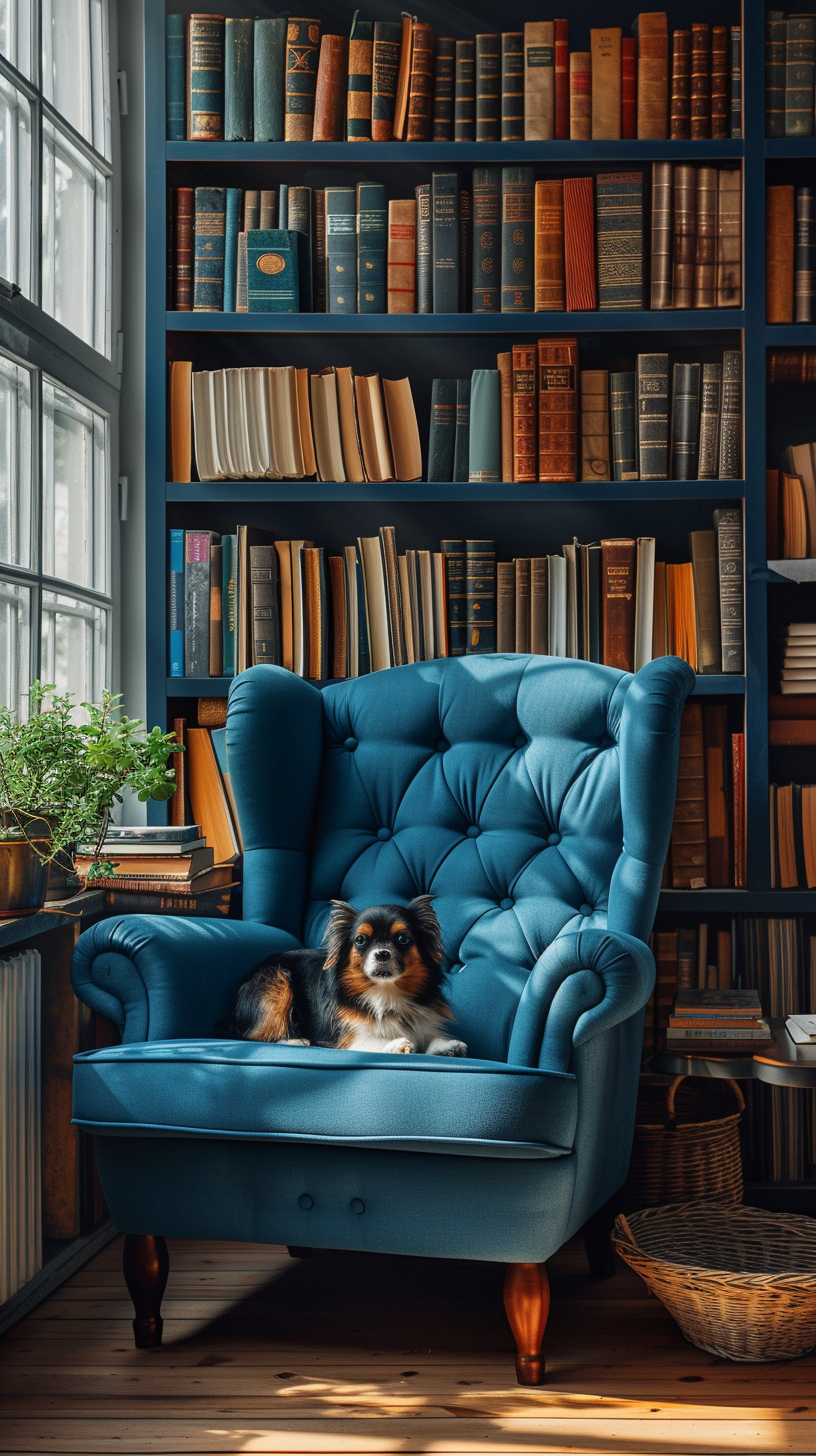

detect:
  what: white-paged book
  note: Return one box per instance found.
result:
[786,1013,816,1044]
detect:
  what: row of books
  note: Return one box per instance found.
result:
[767,348,816,384]
[170,12,742,146]
[766,186,816,325]
[168,512,745,683]
[172,165,742,317]
[775,621,816,698]
[766,12,816,138]
[645,923,737,1063]
[75,813,239,916]
[771,781,816,890]
[667,702,744,891]
[664,989,772,1055]
[0,951,41,1305]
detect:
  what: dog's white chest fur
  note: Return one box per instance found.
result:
[345,987,466,1057]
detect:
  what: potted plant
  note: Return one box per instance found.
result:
[0,683,180,917]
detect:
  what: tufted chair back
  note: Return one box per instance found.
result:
[227,655,691,1064]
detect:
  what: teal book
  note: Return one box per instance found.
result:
[287,186,313,311]
[246,230,300,312]
[188,14,224,141]
[428,378,457,480]
[472,166,500,312]
[168,528,184,676]
[254,16,286,141]
[610,371,636,481]
[184,529,215,677]
[465,539,496,654]
[357,181,387,313]
[468,370,502,482]
[501,166,534,312]
[416,184,432,313]
[285,17,321,139]
[222,533,237,676]
[210,728,242,851]
[453,376,471,482]
[431,171,460,313]
[326,187,357,314]
[223,188,242,313]
[278,183,289,229]
[225,18,254,140]
[441,539,467,656]
[193,187,226,311]
[165,14,185,140]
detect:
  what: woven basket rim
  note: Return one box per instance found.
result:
[633,1111,742,1133]
[613,1203,816,1287]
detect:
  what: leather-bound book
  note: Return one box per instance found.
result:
[690,23,710,139]
[554,18,569,140]
[569,52,591,139]
[796,186,815,323]
[167,187,175,309]
[406,21,434,141]
[710,25,728,138]
[534,179,565,311]
[468,371,501,484]
[245,191,260,230]
[372,20,402,140]
[732,734,745,887]
[465,540,496,655]
[610,371,636,481]
[563,176,596,312]
[169,361,192,483]
[670,29,690,139]
[501,32,524,141]
[432,36,455,139]
[312,189,326,312]
[766,11,786,139]
[596,172,643,310]
[325,187,356,314]
[600,538,636,672]
[514,558,531,652]
[288,188,312,311]
[193,187,226,311]
[729,26,741,139]
[475,34,500,142]
[501,167,534,313]
[415,184,432,313]
[392,13,414,140]
[497,351,513,481]
[670,362,700,481]
[174,187,194,310]
[786,15,815,137]
[531,558,549,654]
[692,167,717,308]
[235,232,248,312]
[636,353,669,480]
[459,185,472,314]
[453,377,470,482]
[591,28,621,139]
[428,379,456,481]
[357,181,387,314]
[650,162,672,310]
[689,529,719,674]
[717,352,742,482]
[254,18,286,142]
[453,39,475,141]
[431,171,460,313]
[766,184,795,322]
[259,190,277,228]
[634,11,668,139]
[440,540,466,655]
[713,506,744,671]
[313,34,348,140]
[284,18,320,141]
[512,344,537,483]
[670,703,707,888]
[303,547,328,680]
[715,170,741,307]
[472,167,500,313]
[702,703,731,884]
[697,362,721,479]
[524,21,554,140]
[249,543,280,667]
[671,164,696,310]
[622,37,637,137]
[187,14,225,140]
[496,562,515,652]
[346,14,373,140]
[538,335,578,482]
[386,199,416,314]
[225,18,254,141]
[581,369,610,482]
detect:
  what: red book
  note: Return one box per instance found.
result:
[174,186,194,311]
[554,19,569,140]
[621,37,637,137]
[732,732,745,888]
[563,176,596,311]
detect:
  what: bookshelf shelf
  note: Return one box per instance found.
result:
[169,674,747,698]
[766,326,816,346]
[766,139,816,158]
[167,140,746,164]
[166,481,747,504]
[168,310,745,334]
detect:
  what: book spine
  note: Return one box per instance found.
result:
[766,184,795,323]
[730,26,741,139]
[596,171,643,311]
[591,27,622,140]
[796,186,815,324]
[441,540,467,655]
[524,21,554,141]
[496,562,515,652]
[313,34,348,141]
[187,14,224,141]
[697,363,722,480]
[717,350,742,481]
[714,508,744,673]
[650,162,673,310]
[235,231,247,312]
[514,558,530,652]
[569,51,591,140]
[415,185,432,313]
[193,187,226,311]
[671,703,707,887]
[497,352,513,481]
[636,11,668,139]
[670,29,691,139]
[432,37,455,141]
[166,14,186,140]
[245,191,260,231]
[538,336,578,482]
[501,32,524,141]
[313,188,326,313]
[254,17,286,142]
[512,344,537,484]
[453,377,470,482]
[428,379,457,482]
[690,23,710,139]
[222,188,241,313]
[563,175,596,311]
[766,12,786,139]
[475,33,500,142]
[472,167,500,313]
[621,37,637,138]
[357,181,387,314]
[716,169,742,307]
[184,530,211,677]
[468,370,502,483]
[347,17,373,140]
[224,18,254,141]
[636,353,669,481]
[458,186,472,314]
[693,167,717,308]
[601,538,636,672]
[786,16,815,137]
[222,534,236,676]
[530,557,548,653]
[386,198,416,314]
[174,187,194,310]
[690,531,720,676]
[326,188,356,315]
[465,540,496,655]
[554,19,569,141]
[209,541,223,676]
[670,362,701,481]
[710,25,728,138]
[610,371,636,481]
[288,187,313,311]
[167,188,175,308]
[534,179,565,311]
[581,369,610,481]
[501,166,534,313]
[672,163,696,310]
[250,545,280,666]
[168,529,184,676]
[432,171,460,314]
[454,39,475,141]
[285,17,320,142]
[406,21,434,142]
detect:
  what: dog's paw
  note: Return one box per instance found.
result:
[382,1037,415,1054]
[279,1038,311,1046]
[427,1037,468,1057]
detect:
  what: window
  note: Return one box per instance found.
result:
[0,1,117,717]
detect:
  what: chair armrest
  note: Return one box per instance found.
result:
[71,915,302,1043]
[507,929,655,1073]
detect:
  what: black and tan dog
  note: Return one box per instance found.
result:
[226,896,467,1056]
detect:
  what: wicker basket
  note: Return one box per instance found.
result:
[613,1203,816,1362]
[620,1074,744,1210]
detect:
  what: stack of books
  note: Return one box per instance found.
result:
[766,184,816,324]
[665,989,773,1055]
[766,12,816,138]
[777,622,816,695]
[74,824,237,916]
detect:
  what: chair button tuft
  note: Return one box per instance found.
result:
[437,738,449,753]
[344,737,357,751]
[548,832,561,846]
[466,825,481,838]
[350,1198,365,1214]
[377,827,392,841]
[514,734,526,748]
[298,1194,313,1210]
[500,898,514,911]
[579,903,593,917]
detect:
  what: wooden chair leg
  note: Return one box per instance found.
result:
[503,1262,550,1386]
[123,1235,169,1349]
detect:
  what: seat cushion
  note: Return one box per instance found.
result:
[73,1040,577,1160]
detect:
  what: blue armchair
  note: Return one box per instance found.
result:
[71,654,692,1382]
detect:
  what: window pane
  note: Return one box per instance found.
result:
[0,0,32,77]
[41,0,111,159]
[41,590,107,702]
[41,119,109,354]
[42,379,108,592]
[0,350,31,568]
[0,577,30,718]
[0,75,30,296]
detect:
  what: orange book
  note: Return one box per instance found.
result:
[666,561,698,671]
[185,728,241,865]
[169,360,193,483]
[386,199,416,313]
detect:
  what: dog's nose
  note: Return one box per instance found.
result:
[374,949,391,962]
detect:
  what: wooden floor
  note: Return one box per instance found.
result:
[1,1235,815,1454]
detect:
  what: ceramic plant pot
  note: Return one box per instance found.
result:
[0,810,51,917]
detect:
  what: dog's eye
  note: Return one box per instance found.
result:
[353,934,368,948]
[396,933,412,948]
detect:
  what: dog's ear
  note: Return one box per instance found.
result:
[323,900,358,968]
[408,894,444,963]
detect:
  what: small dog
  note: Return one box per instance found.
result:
[226,896,466,1056]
